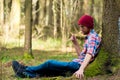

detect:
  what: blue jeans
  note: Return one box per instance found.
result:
[25,60,80,78]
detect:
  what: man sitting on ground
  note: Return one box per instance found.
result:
[12,14,101,79]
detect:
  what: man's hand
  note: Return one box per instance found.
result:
[70,35,77,44]
[74,54,92,79]
[74,69,84,79]
[70,35,81,56]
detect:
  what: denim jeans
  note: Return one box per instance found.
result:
[25,60,80,78]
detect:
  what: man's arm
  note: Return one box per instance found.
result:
[74,53,92,79]
[71,35,81,56]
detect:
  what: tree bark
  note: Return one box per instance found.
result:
[102,0,119,54]
[24,0,33,58]
[102,0,120,73]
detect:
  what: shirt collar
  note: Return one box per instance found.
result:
[85,29,94,40]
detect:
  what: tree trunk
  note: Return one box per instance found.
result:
[3,0,12,44]
[32,0,39,26]
[89,0,94,16]
[24,0,33,58]
[0,0,4,29]
[102,0,120,72]
[83,0,89,14]
[118,1,120,55]
[102,0,119,54]
[60,0,67,51]
[45,0,52,26]
[76,0,84,17]
[39,0,46,26]
[53,0,57,39]
[93,0,103,34]
[10,0,20,38]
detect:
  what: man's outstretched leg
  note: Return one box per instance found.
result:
[12,60,80,78]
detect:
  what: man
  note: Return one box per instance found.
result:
[12,15,101,79]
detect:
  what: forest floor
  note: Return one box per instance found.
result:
[0,39,120,80]
[1,47,120,80]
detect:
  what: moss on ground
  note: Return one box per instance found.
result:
[85,49,109,77]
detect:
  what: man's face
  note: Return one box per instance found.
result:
[79,25,91,35]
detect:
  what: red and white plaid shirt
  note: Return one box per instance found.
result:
[72,29,101,64]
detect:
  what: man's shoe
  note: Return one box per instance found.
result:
[12,61,27,78]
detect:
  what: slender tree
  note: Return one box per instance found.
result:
[39,0,46,26]
[0,0,4,29]
[2,0,12,45]
[53,0,58,38]
[10,0,20,38]
[24,0,33,58]
[45,0,52,26]
[89,0,94,16]
[60,0,67,51]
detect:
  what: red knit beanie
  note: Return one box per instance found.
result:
[78,15,94,29]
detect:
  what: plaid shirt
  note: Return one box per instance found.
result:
[72,29,101,64]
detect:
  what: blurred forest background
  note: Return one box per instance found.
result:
[0,0,103,52]
[0,0,120,80]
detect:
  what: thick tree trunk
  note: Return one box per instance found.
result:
[117,1,120,55]
[102,0,119,54]
[102,0,120,73]
[24,0,33,58]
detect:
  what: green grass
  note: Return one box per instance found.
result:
[32,38,62,50]
[1,38,120,80]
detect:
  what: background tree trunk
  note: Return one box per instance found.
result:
[89,0,94,16]
[24,0,33,58]
[39,0,46,26]
[2,0,11,45]
[10,0,20,38]
[45,0,52,26]
[60,0,66,51]
[53,0,58,38]
[0,0,4,30]
[32,0,39,26]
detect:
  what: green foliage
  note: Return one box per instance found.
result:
[85,49,109,77]
[1,55,11,63]
[23,52,34,60]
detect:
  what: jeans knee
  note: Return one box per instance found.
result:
[46,60,54,63]
[44,60,55,67]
